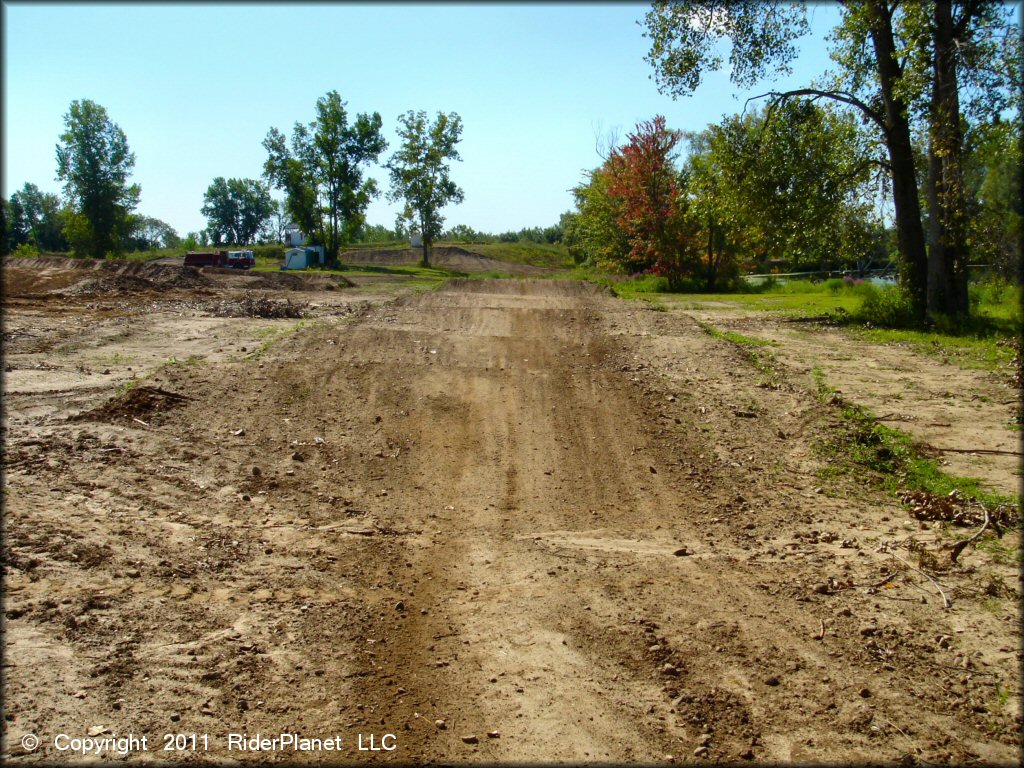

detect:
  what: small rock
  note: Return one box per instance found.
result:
[251,466,262,476]
[126,568,141,579]
[231,428,245,436]
[435,720,447,730]
[487,730,501,739]
[739,748,755,760]
[859,624,877,637]
[170,713,181,722]
[395,601,406,612]
[764,675,780,686]
[673,547,690,557]
[461,735,479,744]
[88,726,109,737]
[291,451,304,462]
[859,687,872,698]
[734,410,757,418]
[699,734,712,746]
[237,698,249,711]
[662,663,679,676]
[694,745,709,757]
[937,635,953,649]
[812,582,830,595]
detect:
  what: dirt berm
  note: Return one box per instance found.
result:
[342,246,551,275]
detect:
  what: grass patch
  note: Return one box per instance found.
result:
[248,321,307,359]
[696,320,782,387]
[812,369,1016,508]
[460,241,573,269]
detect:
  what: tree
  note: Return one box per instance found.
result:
[201,177,273,245]
[564,166,630,268]
[643,0,1021,322]
[123,215,180,251]
[963,121,1022,279]
[605,116,690,278]
[386,110,464,268]
[55,99,140,258]
[263,91,386,265]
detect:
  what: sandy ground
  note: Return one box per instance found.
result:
[2,260,1021,764]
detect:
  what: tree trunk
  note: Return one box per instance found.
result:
[926,0,970,318]
[866,0,929,323]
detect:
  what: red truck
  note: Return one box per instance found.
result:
[183,250,255,269]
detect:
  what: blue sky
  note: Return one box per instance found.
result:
[3,1,844,238]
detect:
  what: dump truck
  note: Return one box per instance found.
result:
[184,250,255,269]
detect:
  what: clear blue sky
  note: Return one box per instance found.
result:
[2,1,844,238]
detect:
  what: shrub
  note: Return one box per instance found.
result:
[825,278,844,294]
[13,243,40,257]
[855,284,916,327]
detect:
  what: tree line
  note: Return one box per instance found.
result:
[2,92,466,269]
[638,0,1020,322]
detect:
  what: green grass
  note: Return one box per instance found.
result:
[248,320,308,358]
[811,369,1017,507]
[456,241,573,268]
[696,320,782,386]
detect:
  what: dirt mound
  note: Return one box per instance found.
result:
[198,267,353,291]
[75,385,191,424]
[342,246,548,275]
[2,256,353,296]
[204,292,308,318]
[3,257,214,296]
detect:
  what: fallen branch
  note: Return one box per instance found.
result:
[872,571,900,588]
[935,447,1023,456]
[950,503,992,564]
[131,417,150,428]
[816,619,826,641]
[887,551,952,609]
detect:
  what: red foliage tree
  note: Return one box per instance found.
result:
[605,116,688,277]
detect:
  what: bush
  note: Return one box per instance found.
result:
[12,243,40,257]
[253,244,284,261]
[854,284,916,327]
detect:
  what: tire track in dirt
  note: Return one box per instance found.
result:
[4,277,1019,764]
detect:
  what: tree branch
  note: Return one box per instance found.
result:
[746,89,886,131]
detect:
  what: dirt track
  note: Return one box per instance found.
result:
[2,269,1021,764]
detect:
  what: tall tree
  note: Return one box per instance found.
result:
[386,110,464,268]
[201,177,273,245]
[643,0,1021,321]
[565,165,632,270]
[263,91,386,265]
[604,116,689,278]
[123,215,180,251]
[55,99,140,258]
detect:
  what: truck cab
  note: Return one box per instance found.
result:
[226,250,256,269]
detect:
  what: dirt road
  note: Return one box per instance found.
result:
[3,274,1020,764]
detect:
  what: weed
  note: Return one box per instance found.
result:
[116,378,141,395]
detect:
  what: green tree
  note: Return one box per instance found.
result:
[123,215,180,251]
[564,166,630,269]
[643,0,1021,321]
[201,177,273,245]
[386,110,464,268]
[263,91,386,265]
[55,99,140,258]
[963,121,1022,279]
